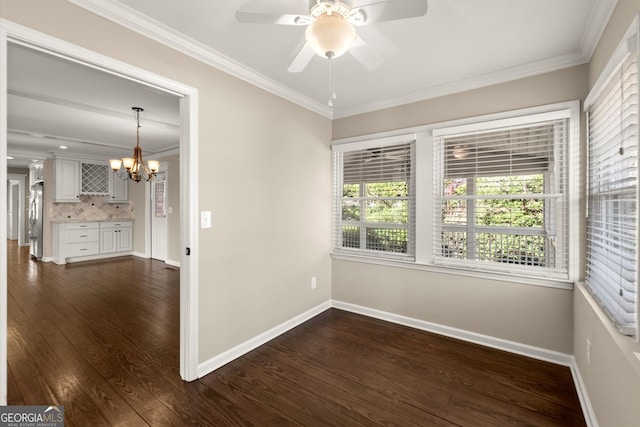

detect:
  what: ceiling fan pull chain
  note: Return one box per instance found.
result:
[328,56,337,107]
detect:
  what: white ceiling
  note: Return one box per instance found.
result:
[7,44,180,168]
[7,0,617,168]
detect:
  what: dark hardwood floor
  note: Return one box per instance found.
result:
[6,240,586,426]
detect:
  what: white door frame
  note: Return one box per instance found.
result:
[0,19,200,405]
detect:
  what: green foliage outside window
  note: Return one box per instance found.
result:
[341,181,409,253]
[442,174,548,266]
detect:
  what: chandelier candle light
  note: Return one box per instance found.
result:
[110,107,160,182]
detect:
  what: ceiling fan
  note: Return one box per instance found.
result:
[236,0,429,73]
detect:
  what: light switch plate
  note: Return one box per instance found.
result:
[200,211,212,229]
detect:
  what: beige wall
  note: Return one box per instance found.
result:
[574,2,640,426]
[333,261,575,352]
[1,0,332,364]
[129,178,145,255]
[333,65,588,140]
[331,65,588,354]
[165,155,180,264]
[589,0,640,88]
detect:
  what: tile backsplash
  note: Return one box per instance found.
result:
[50,195,134,221]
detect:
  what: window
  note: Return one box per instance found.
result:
[584,21,639,339]
[154,178,166,218]
[331,102,578,286]
[332,136,416,260]
[433,117,570,279]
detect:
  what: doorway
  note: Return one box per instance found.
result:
[0,21,200,405]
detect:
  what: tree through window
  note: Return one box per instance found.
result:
[434,119,569,277]
[333,138,416,260]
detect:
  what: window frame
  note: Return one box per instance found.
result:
[332,134,417,261]
[583,15,640,340]
[331,101,580,290]
[432,113,572,280]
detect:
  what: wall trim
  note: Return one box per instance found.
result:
[569,357,598,427]
[165,259,180,268]
[332,300,574,366]
[197,301,332,378]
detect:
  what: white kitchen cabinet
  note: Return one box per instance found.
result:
[100,221,133,253]
[64,222,100,257]
[109,171,129,203]
[53,221,133,264]
[81,162,110,195]
[54,159,80,202]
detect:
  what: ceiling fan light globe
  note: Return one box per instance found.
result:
[453,146,469,159]
[305,13,356,59]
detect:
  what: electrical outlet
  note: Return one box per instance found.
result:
[586,339,592,366]
[311,276,317,290]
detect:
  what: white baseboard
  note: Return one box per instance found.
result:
[332,300,574,366]
[197,301,332,378]
[131,251,149,258]
[165,259,181,268]
[568,357,598,427]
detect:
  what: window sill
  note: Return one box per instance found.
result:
[330,252,575,291]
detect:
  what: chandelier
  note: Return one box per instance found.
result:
[110,107,159,182]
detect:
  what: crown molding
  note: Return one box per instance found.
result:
[65,0,333,119]
[66,0,616,121]
[8,88,179,131]
[332,52,589,119]
[579,0,619,60]
[151,148,180,159]
[6,148,48,161]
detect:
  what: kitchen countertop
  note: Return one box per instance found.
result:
[50,218,135,223]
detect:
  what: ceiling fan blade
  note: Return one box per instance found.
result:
[235,11,311,26]
[349,36,384,71]
[352,0,428,25]
[287,44,315,73]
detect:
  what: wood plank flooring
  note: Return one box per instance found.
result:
[6,240,586,426]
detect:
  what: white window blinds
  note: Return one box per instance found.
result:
[433,118,569,279]
[585,35,639,338]
[332,137,416,260]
